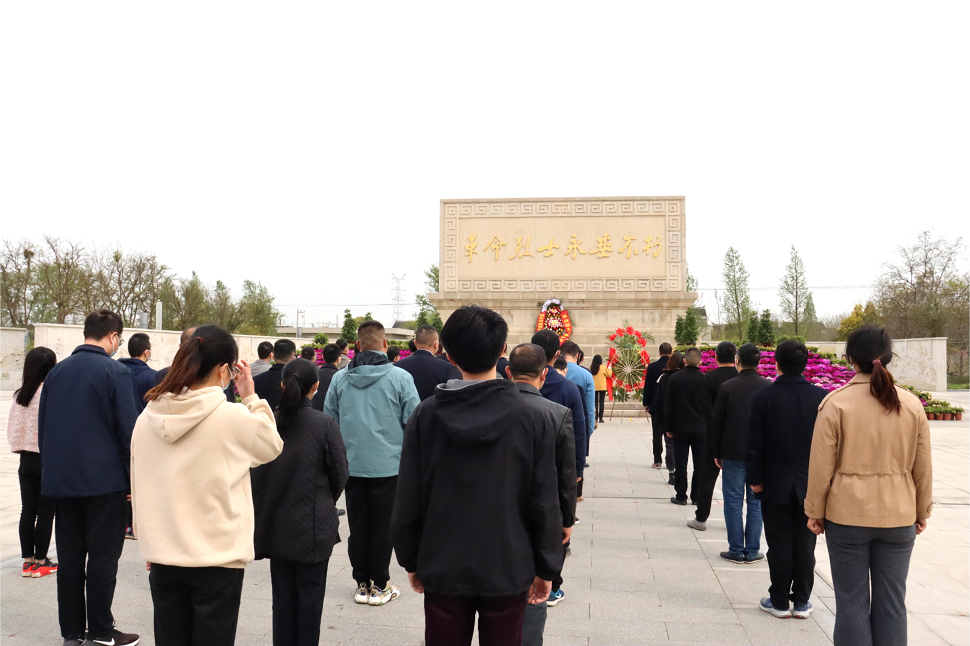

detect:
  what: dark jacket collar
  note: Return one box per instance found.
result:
[775,374,808,384]
[73,344,108,357]
[738,368,762,378]
[684,365,701,373]
[514,382,541,397]
[319,363,338,372]
[269,362,285,372]
[543,367,567,385]
[119,357,148,367]
[414,349,435,357]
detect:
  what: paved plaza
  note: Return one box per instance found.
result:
[1,390,967,645]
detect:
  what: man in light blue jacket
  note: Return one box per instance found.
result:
[561,341,596,462]
[324,320,420,607]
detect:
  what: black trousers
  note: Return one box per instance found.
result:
[551,541,568,592]
[761,489,817,608]
[425,591,528,646]
[692,447,721,523]
[595,390,606,422]
[672,434,706,502]
[55,492,126,639]
[270,557,330,646]
[652,427,675,471]
[150,564,245,646]
[345,475,397,588]
[18,452,54,560]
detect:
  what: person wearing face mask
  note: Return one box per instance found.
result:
[131,325,284,646]
[119,333,157,412]
[38,309,142,646]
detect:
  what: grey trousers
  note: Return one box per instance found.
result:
[521,601,547,646]
[825,521,916,646]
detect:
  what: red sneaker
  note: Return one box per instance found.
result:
[21,561,33,577]
[31,558,57,578]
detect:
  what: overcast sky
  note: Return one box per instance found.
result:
[2,3,967,327]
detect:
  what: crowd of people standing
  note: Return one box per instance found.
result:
[6,305,933,646]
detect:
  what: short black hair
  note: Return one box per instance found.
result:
[658,342,672,355]
[257,341,274,359]
[336,338,348,351]
[300,346,316,361]
[273,338,296,362]
[387,347,400,361]
[440,305,507,374]
[716,341,737,364]
[737,343,761,369]
[414,324,438,347]
[509,343,547,379]
[531,329,561,363]
[775,339,809,375]
[408,340,417,352]
[684,347,703,365]
[322,343,341,364]
[83,309,124,340]
[128,333,151,358]
[559,341,581,358]
[554,357,568,371]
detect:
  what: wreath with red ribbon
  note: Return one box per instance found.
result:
[535,299,572,343]
[606,326,650,402]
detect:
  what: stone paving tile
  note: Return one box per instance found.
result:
[2,393,968,644]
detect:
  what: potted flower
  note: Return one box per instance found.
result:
[925,406,938,420]
[955,407,965,421]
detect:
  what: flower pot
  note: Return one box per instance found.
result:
[927,413,937,420]
[957,413,963,421]
[944,413,953,421]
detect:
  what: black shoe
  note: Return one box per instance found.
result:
[719,551,746,564]
[670,496,689,506]
[667,473,675,485]
[337,508,346,517]
[87,628,140,645]
[64,637,85,646]
[744,552,765,564]
[584,461,590,468]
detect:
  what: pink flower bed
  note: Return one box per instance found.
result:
[697,348,855,392]
[308,347,410,366]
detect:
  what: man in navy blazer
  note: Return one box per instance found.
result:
[394,324,461,401]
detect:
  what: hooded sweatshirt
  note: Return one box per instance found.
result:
[130,387,283,568]
[323,351,420,478]
[391,379,563,596]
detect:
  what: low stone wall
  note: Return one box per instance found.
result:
[811,337,948,392]
[22,324,323,385]
[1,328,28,390]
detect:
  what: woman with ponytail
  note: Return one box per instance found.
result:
[130,325,283,646]
[805,326,933,646]
[252,358,349,646]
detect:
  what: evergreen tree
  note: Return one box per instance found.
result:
[803,293,818,339]
[340,308,358,342]
[759,309,775,346]
[236,280,279,335]
[746,311,761,344]
[721,247,752,340]
[675,307,700,346]
[674,314,685,344]
[208,280,239,332]
[778,245,811,336]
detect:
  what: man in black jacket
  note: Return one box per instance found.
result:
[711,343,770,564]
[393,324,462,400]
[38,310,141,646]
[391,306,562,646]
[509,343,577,645]
[664,347,713,506]
[644,343,671,469]
[688,342,739,531]
[747,340,827,617]
[310,343,342,411]
[253,338,296,410]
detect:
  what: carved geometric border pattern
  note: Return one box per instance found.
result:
[441,199,684,293]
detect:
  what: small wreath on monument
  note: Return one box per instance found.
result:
[535,299,572,343]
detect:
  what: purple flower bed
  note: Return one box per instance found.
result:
[308,347,410,366]
[697,348,855,392]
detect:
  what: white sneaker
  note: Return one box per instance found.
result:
[354,581,370,604]
[686,518,707,531]
[368,583,401,606]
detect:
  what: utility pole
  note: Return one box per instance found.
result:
[391,274,406,324]
[296,309,305,338]
[155,301,163,330]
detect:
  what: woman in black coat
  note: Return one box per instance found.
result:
[252,359,349,646]
[650,351,684,485]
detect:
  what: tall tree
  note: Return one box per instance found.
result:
[837,302,882,341]
[340,308,358,342]
[674,307,700,346]
[758,309,775,346]
[237,280,279,335]
[160,272,210,331]
[721,247,751,340]
[0,238,38,327]
[91,248,168,326]
[208,280,240,332]
[746,311,761,344]
[685,264,699,293]
[778,245,811,336]
[414,263,443,333]
[803,293,818,339]
[34,236,90,324]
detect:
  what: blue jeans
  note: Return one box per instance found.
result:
[721,459,762,558]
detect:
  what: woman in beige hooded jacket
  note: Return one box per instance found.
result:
[805,326,932,646]
[131,325,283,646]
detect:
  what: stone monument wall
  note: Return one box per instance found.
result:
[429,197,698,357]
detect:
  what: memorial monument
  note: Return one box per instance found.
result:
[429,196,698,356]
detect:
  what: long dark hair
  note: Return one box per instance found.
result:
[590,354,603,375]
[146,325,238,402]
[15,347,57,406]
[846,325,900,414]
[277,359,319,427]
[664,351,685,373]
